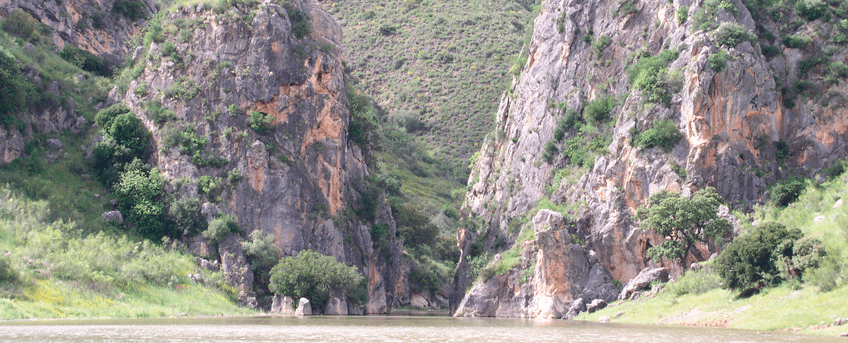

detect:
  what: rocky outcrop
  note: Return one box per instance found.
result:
[455,210,617,318]
[618,267,668,300]
[117,0,402,313]
[271,295,295,314]
[295,297,312,316]
[453,0,848,317]
[0,0,157,66]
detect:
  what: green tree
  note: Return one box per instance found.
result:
[203,214,241,244]
[269,250,364,307]
[242,230,280,286]
[0,49,34,129]
[638,187,731,262]
[714,222,811,294]
[114,166,167,238]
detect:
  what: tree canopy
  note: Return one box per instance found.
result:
[269,250,364,307]
[638,187,732,262]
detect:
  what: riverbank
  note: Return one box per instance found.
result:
[576,283,848,336]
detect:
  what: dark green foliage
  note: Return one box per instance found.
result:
[627,50,679,106]
[197,175,223,200]
[714,222,805,294]
[247,110,274,133]
[553,109,579,142]
[114,166,169,238]
[761,45,781,60]
[542,140,559,163]
[168,197,206,236]
[91,105,152,186]
[634,119,683,152]
[242,230,280,285]
[798,56,825,75]
[825,61,848,84]
[287,10,311,39]
[591,35,612,59]
[160,41,177,57]
[203,214,241,244]
[612,0,638,17]
[795,0,827,21]
[388,110,424,132]
[356,182,381,222]
[145,100,175,125]
[770,178,806,207]
[708,49,729,72]
[0,50,35,129]
[346,87,377,147]
[112,1,148,21]
[774,140,790,161]
[58,44,110,76]
[378,24,398,36]
[269,250,364,307]
[0,255,18,285]
[161,125,208,166]
[637,187,732,262]
[435,51,455,64]
[691,0,739,31]
[583,95,617,125]
[394,203,439,249]
[782,35,812,48]
[1,8,48,43]
[714,22,757,47]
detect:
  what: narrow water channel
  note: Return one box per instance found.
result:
[0,316,828,342]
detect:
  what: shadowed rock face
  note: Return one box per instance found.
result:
[453,0,848,317]
[116,0,403,313]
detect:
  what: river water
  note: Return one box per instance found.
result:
[0,316,833,342]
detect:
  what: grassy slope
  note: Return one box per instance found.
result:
[330,0,538,164]
[577,175,848,335]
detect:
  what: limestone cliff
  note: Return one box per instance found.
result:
[453,0,848,317]
[115,0,404,313]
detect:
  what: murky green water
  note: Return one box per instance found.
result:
[0,316,831,342]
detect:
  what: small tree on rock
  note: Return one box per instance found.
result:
[638,187,732,263]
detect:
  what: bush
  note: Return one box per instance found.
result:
[114,167,169,238]
[59,44,110,76]
[612,0,637,17]
[542,140,558,162]
[553,109,579,141]
[0,49,35,128]
[269,250,364,308]
[762,45,781,60]
[288,10,311,39]
[242,230,280,284]
[798,56,825,75]
[203,214,241,244]
[168,197,206,236]
[634,119,683,152]
[591,35,612,59]
[627,50,679,106]
[394,203,439,249]
[247,110,274,133]
[677,5,689,24]
[0,255,18,285]
[708,49,729,72]
[583,95,617,125]
[782,35,812,49]
[388,110,423,132]
[1,8,47,43]
[795,0,827,21]
[91,105,152,186]
[714,222,803,294]
[714,22,756,47]
[667,268,721,296]
[112,1,147,21]
[770,178,806,207]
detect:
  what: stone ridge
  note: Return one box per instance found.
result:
[453,0,848,317]
[118,0,405,313]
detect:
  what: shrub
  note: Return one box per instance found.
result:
[612,0,637,17]
[798,56,825,75]
[0,255,18,285]
[114,167,169,238]
[714,22,756,47]
[677,5,689,24]
[160,41,177,57]
[287,10,311,39]
[394,203,439,248]
[583,95,617,125]
[1,8,47,43]
[59,44,110,76]
[634,119,683,152]
[795,0,827,21]
[591,35,612,59]
[627,50,679,106]
[112,1,147,21]
[197,175,223,200]
[708,49,729,72]
[388,110,423,132]
[553,109,579,141]
[714,222,804,294]
[637,187,731,262]
[667,268,721,296]
[762,45,781,60]
[0,49,35,128]
[378,24,398,36]
[774,140,790,161]
[145,100,175,125]
[269,250,364,307]
[242,230,280,284]
[542,140,559,162]
[168,197,206,236]
[825,61,848,84]
[203,214,241,244]
[247,110,274,133]
[770,178,806,207]
[91,105,152,186]
[782,35,812,48]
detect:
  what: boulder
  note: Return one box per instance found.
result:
[618,267,669,300]
[47,138,63,150]
[325,297,348,315]
[836,318,848,326]
[271,295,295,314]
[295,298,312,316]
[563,298,585,319]
[101,211,123,225]
[586,299,607,313]
[410,294,429,308]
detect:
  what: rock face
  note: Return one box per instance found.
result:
[295,297,311,316]
[117,0,403,313]
[453,0,848,317]
[271,295,295,314]
[618,267,669,300]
